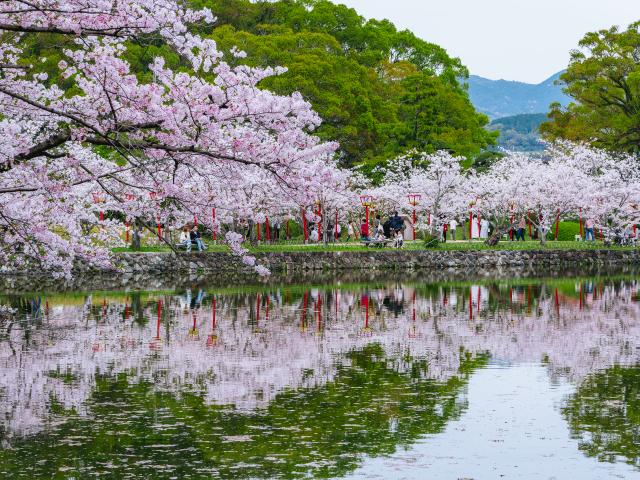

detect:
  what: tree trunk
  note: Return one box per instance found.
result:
[132,220,141,250]
[538,226,548,246]
[485,225,510,246]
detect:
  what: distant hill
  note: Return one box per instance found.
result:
[466,72,571,119]
[488,113,548,152]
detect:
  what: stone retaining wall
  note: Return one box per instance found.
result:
[112,249,640,275]
[1,249,639,292]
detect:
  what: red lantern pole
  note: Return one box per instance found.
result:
[257,222,261,242]
[125,220,130,243]
[363,294,369,330]
[527,212,532,238]
[302,208,309,243]
[579,209,583,238]
[412,209,417,240]
[194,214,198,226]
[156,215,162,239]
[554,209,560,241]
[265,216,271,242]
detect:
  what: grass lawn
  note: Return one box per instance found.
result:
[113,239,636,254]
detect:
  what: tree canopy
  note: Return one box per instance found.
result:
[198,0,496,167]
[540,22,640,154]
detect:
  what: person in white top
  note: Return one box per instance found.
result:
[449,219,458,241]
[480,218,490,239]
[179,226,191,252]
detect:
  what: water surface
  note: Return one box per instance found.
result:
[1,276,639,479]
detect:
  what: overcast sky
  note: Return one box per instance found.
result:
[331,0,639,84]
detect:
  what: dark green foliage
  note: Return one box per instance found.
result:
[563,365,640,467]
[488,113,547,152]
[423,233,439,248]
[546,221,581,241]
[0,345,488,478]
[199,0,496,166]
[540,22,640,154]
[17,0,496,169]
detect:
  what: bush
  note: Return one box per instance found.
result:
[423,233,439,248]
[546,221,581,241]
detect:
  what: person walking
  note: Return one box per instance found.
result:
[449,219,458,241]
[347,222,355,242]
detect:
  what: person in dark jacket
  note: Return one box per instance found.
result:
[389,211,404,233]
[383,219,392,238]
[190,225,205,251]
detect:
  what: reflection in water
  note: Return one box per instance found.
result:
[0,278,640,478]
[563,365,640,469]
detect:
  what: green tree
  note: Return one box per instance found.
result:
[541,22,640,154]
[395,73,497,159]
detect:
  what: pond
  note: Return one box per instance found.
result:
[1,273,640,479]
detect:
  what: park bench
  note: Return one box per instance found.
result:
[361,238,392,248]
[175,241,208,251]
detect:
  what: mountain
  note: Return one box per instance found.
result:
[466,72,572,119]
[488,113,548,152]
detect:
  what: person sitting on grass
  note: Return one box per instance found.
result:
[179,226,192,252]
[375,222,385,241]
[190,225,205,251]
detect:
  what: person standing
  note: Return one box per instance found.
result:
[389,211,404,234]
[516,216,526,241]
[360,218,370,241]
[585,218,595,241]
[480,218,490,239]
[449,219,458,241]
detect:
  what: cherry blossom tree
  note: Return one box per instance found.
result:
[0,0,339,276]
[370,151,470,236]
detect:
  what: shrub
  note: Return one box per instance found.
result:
[546,221,581,241]
[423,233,439,248]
